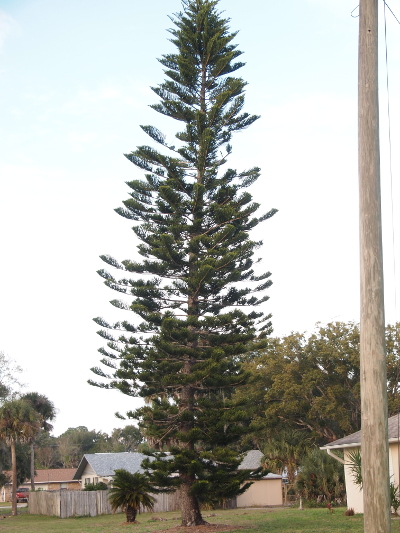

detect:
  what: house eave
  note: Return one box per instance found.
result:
[320,443,361,450]
[321,437,400,451]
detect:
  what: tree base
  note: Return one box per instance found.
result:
[181,519,209,527]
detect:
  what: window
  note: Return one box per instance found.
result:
[84,478,91,486]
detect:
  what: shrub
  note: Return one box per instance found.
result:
[390,481,400,514]
[83,481,108,491]
[108,470,156,523]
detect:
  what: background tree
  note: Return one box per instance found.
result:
[108,426,144,452]
[0,399,41,515]
[57,426,105,467]
[236,322,400,446]
[34,431,60,469]
[22,392,56,491]
[0,443,31,490]
[262,429,310,485]
[108,469,156,523]
[386,323,400,416]
[234,322,362,445]
[0,351,23,402]
[32,425,145,468]
[0,352,24,488]
[90,0,275,526]
[295,448,346,503]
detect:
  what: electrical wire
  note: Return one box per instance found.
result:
[351,2,400,24]
[383,1,400,25]
[383,0,398,326]
[382,0,400,492]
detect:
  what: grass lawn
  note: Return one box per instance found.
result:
[1,507,400,533]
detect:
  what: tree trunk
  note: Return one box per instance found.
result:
[178,31,208,528]
[11,440,17,516]
[287,464,296,485]
[125,505,137,523]
[179,379,206,526]
[180,480,207,527]
[30,442,35,492]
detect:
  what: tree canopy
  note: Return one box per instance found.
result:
[90,0,275,526]
[0,399,41,515]
[22,392,56,491]
[0,352,23,401]
[236,321,400,446]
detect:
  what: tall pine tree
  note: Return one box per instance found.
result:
[91,0,276,526]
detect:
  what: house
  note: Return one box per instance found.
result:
[0,468,80,502]
[73,450,283,507]
[236,450,283,507]
[73,452,151,487]
[320,414,400,513]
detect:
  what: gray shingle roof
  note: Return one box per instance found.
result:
[73,452,151,480]
[238,450,282,479]
[238,450,264,470]
[322,414,400,449]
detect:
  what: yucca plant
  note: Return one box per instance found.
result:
[348,450,400,513]
[108,469,156,523]
[347,449,363,489]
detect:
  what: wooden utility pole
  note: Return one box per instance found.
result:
[359,1,391,532]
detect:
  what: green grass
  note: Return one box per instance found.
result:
[0,507,399,533]
[0,507,394,533]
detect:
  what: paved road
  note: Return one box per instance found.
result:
[0,503,28,509]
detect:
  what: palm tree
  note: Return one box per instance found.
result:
[22,393,56,491]
[0,399,41,515]
[262,429,310,485]
[108,469,156,523]
[295,447,346,502]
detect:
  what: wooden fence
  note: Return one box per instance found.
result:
[29,489,181,518]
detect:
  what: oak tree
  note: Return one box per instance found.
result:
[237,321,400,445]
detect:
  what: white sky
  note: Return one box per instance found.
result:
[1,0,400,436]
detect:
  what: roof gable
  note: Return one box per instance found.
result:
[73,452,150,480]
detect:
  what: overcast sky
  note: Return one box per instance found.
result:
[1,0,400,436]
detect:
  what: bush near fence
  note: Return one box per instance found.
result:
[29,489,181,518]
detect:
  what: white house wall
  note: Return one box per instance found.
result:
[80,463,100,487]
[343,448,364,514]
[343,444,397,514]
[79,463,116,487]
[390,441,400,488]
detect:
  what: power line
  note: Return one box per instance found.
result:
[383,1,400,25]
[351,2,400,24]
[383,1,398,323]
